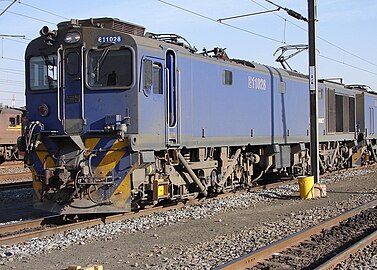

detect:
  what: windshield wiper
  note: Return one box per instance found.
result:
[94,42,115,82]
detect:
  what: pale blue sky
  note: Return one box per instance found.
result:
[0,0,376,107]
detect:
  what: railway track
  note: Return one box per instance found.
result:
[0,180,32,191]
[0,172,32,181]
[216,199,377,270]
[0,161,24,169]
[0,179,297,247]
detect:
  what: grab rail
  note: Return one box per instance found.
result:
[57,46,63,122]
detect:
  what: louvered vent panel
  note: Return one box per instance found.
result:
[112,21,145,36]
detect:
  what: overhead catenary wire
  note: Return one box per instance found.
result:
[157,0,283,44]
[0,79,24,86]
[252,0,377,69]
[318,54,377,76]
[157,0,377,77]
[0,9,56,25]
[1,0,375,81]
[1,36,30,44]
[0,56,23,62]
[0,67,23,73]
[0,89,24,93]
[17,1,69,20]
[0,0,16,17]
[0,97,25,103]
[0,70,23,75]
[263,0,307,21]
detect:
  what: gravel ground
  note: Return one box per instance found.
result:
[0,163,41,224]
[0,189,33,205]
[335,240,377,270]
[0,166,376,269]
[258,207,377,269]
[0,188,37,225]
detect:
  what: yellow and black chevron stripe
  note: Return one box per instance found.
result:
[85,137,137,210]
[31,137,138,211]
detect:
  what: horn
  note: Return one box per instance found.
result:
[40,26,50,36]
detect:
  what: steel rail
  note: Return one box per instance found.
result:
[0,202,193,246]
[0,215,61,236]
[314,229,377,270]
[215,199,377,270]
[0,161,24,169]
[0,172,32,181]
[0,180,297,246]
[0,180,32,190]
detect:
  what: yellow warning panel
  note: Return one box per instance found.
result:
[94,139,128,177]
[35,143,55,168]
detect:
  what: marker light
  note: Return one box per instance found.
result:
[38,104,49,117]
[64,32,81,44]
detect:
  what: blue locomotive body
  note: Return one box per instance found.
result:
[136,43,310,149]
[21,18,377,214]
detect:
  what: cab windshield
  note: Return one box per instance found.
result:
[29,55,58,90]
[87,48,133,88]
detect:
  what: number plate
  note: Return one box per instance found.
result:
[97,36,122,44]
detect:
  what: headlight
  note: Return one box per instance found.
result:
[64,32,81,44]
[38,104,49,117]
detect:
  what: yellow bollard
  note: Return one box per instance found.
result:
[297,176,314,199]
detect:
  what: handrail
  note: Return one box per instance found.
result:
[165,67,170,127]
[176,68,181,143]
[62,48,66,127]
[57,46,63,122]
[81,44,85,123]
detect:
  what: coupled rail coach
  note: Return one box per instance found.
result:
[19,18,377,214]
[0,105,23,164]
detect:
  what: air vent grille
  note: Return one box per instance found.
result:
[60,18,146,37]
[111,20,145,36]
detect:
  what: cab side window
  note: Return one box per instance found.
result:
[9,117,16,127]
[223,70,233,85]
[153,63,162,94]
[143,59,163,95]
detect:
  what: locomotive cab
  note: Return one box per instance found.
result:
[23,18,144,213]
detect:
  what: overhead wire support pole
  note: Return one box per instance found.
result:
[308,0,320,183]
[218,8,280,22]
[218,0,307,23]
[0,34,25,38]
[216,0,316,180]
[264,0,307,22]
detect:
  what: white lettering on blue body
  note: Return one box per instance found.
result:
[248,76,267,90]
[97,36,122,43]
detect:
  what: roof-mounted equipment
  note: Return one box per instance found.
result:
[40,26,58,46]
[346,84,371,92]
[274,44,308,71]
[59,18,146,37]
[201,47,229,61]
[146,33,197,53]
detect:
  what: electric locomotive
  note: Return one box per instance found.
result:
[20,18,377,214]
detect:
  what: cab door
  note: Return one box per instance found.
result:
[165,49,180,146]
[141,56,165,146]
[63,47,85,134]
[369,106,375,135]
